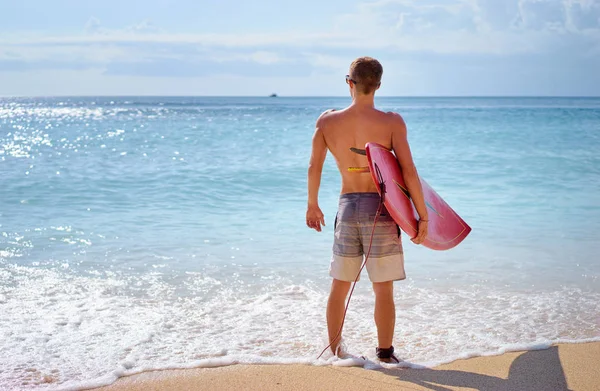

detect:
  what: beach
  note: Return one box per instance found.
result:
[96,342,600,391]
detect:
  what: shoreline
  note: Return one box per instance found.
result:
[93,342,600,391]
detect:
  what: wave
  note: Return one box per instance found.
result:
[1,264,599,390]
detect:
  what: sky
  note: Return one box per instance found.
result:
[0,0,599,96]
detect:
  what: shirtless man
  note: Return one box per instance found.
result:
[306,57,429,363]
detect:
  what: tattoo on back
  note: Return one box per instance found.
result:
[350,147,367,156]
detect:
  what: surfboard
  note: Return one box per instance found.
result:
[365,142,471,251]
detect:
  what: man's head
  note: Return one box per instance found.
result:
[347,57,383,95]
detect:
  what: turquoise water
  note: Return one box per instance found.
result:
[1,97,599,389]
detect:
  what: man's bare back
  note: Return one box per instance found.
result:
[317,106,404,194]
[307,101,427,243]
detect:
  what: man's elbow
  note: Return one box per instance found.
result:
[308,163,322,175]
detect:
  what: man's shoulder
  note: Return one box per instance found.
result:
[316,109,339,127]
[380,110,406,129]
[318,108,338,119]
[381,110,404,121]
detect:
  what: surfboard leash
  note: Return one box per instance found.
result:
[317,163,387,360]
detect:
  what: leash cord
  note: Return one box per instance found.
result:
[317,163,386,359]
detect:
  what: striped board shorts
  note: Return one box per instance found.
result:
[330,192,405,283]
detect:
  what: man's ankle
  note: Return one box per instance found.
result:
[376,345,400,363]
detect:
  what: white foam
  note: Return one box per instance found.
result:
[0,264,599,390]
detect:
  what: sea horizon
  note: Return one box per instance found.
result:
[2,94,600,99]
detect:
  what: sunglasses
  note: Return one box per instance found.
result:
[345,75,357,85]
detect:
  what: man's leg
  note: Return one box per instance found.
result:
[372,281,395,349]
[327,278,352,354]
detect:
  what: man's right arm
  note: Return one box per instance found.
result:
[306,111,330,232]
[389,113,429,242]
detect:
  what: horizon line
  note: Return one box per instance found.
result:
[1,95,599,99]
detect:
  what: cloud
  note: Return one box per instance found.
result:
[3,1,599,56]
[0,59,94,72]
[103,57,313,78]
[84,17,102,35]
[82,17,162,37]
[0,42,312,78]
[0,15,324,78]
[0,0,598,93]
[208,51,285,65]
[513,0,565,30]
[331,0,600,54]
[564,0,600,30]
[128,19,160,34]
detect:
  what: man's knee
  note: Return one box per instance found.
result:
[330,279,351,298]
[372,281,394,298]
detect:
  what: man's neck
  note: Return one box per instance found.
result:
[351,94,375,108]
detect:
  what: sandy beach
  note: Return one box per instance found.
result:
[94,342,600,391]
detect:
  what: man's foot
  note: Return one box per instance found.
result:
[376,346,400,363]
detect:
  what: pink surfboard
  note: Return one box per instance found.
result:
[365,142,471,251]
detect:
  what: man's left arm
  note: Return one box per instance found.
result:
[306,115,328,232]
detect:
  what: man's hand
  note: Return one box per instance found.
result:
[306,204,326,232]
[411,220,428,244]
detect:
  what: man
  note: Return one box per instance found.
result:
[306,57,429,363]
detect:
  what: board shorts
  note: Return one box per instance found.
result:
[330,193,405,283]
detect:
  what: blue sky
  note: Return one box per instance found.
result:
[0,0,599,96]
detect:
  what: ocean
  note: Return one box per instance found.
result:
[1,96,599,390]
